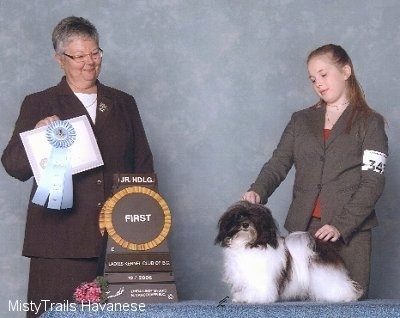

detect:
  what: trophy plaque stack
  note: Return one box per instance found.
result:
[99,173,178,303]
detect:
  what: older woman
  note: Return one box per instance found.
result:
[2,16,153,317]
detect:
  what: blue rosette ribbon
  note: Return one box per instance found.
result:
[32,120,76,209]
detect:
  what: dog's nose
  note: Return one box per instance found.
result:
[242,222,249,229]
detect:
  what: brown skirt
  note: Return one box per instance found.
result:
[27,257,98,318]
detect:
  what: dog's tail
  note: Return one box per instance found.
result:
[284,232,315,291]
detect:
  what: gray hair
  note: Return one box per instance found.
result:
[52,16,99,54]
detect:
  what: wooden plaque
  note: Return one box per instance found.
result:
[100,174,178,303]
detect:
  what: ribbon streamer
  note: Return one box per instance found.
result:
[32,120,76,210]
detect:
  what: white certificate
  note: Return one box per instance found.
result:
[20,115,104,182]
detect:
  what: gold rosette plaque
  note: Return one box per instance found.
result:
[99,186,171,251]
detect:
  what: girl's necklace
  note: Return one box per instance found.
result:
[325,101,349,127]
[327,100,349,111]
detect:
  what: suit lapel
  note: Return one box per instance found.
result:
[307,105,325,150]
[55,78,114,133]
[55,78,88,119]
[94,84,114,132]
[325,106,352,149]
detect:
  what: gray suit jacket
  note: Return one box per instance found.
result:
[250,104,388,243]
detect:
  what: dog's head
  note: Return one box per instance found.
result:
[214,201,279,249]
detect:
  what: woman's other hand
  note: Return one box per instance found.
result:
[35,115,60,128]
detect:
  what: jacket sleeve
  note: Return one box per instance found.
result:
[249,114,295,204]
[128,95,154,173]
[331,113,388,243]
[1,96,45,181]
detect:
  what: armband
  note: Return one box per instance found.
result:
[361,149,387,175]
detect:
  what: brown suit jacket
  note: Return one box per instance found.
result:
[2,77,154,258]
[250,104,388,243]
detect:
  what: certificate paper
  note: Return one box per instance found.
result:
[20,115,104,182]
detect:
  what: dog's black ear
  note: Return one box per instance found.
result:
[214,229,225,246]
[252,227,279,249]
[214,201,247,246]
[251,206,279,249]
[214,209,233,246]
[214,218,224,246]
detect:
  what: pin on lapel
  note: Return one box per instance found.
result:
[98,102,108,112]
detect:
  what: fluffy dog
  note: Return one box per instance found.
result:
[215,201,363,303]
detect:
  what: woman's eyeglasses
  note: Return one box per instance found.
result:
[63,48,103,63]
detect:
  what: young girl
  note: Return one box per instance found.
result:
[243,44,388,298]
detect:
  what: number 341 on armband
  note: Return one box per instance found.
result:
[362,149,387,175]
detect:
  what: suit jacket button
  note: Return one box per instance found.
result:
[320,156,325,161]
[317,184,322,190]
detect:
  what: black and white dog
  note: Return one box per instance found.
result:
[215,201,363,303]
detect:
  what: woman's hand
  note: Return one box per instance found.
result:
[315,224,341,242]
[35,115,60,128]
[242,191,261,204]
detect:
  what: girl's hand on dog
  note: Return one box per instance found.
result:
[315,224,341,242]
[242,191,261,204]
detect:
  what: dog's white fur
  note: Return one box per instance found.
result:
[215,201,363,303]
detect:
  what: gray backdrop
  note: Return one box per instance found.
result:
[1,1,399,315]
